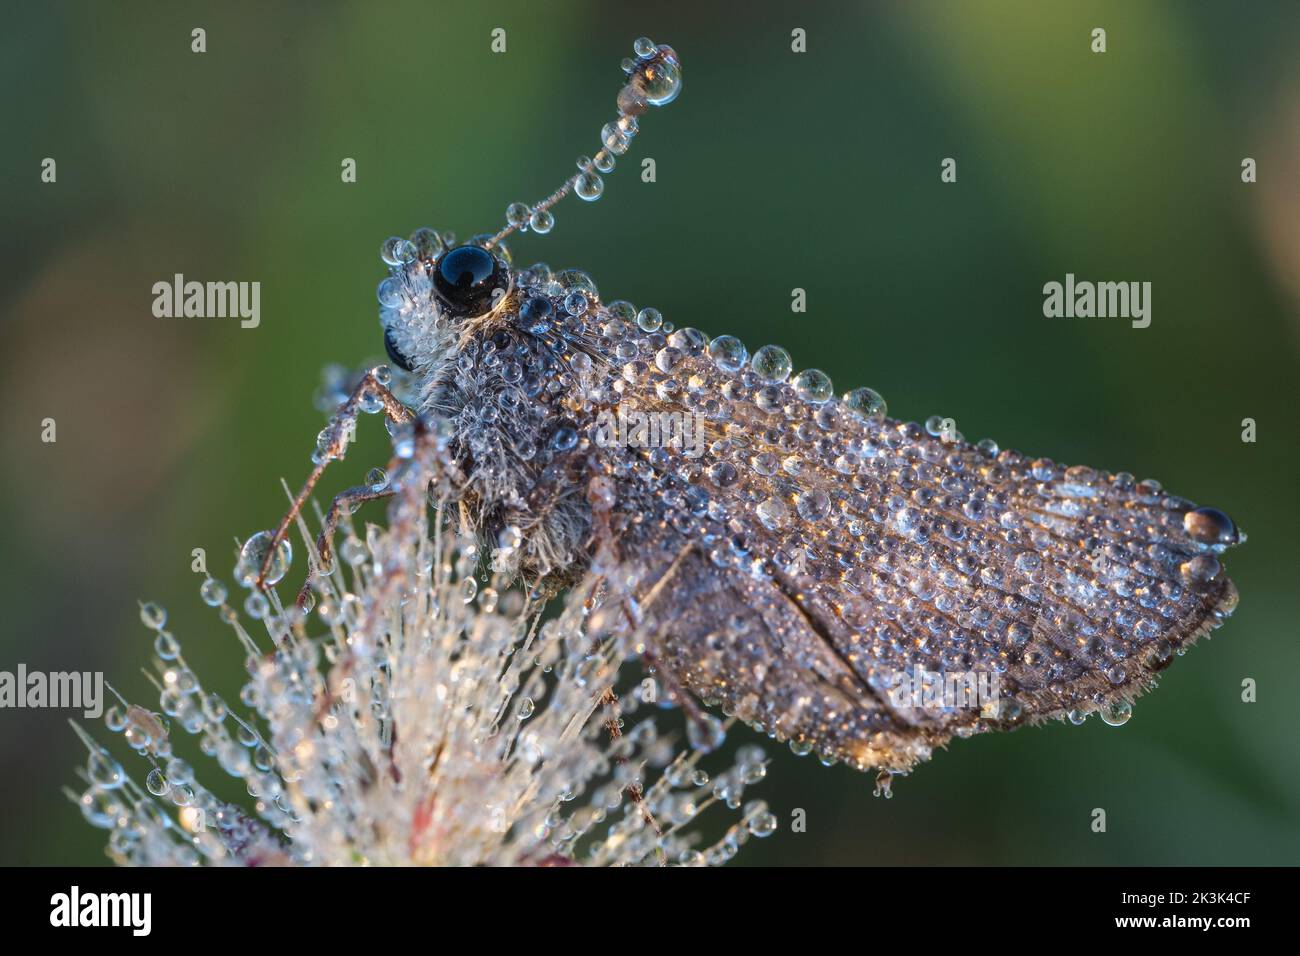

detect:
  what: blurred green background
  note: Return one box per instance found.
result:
[3,0,1299,865]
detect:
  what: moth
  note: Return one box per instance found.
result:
[257,38,1242,782]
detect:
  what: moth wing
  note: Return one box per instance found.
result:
[613,519,946,773]
[601,329,1241,771]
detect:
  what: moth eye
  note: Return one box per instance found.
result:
[383,326,415,372]
[431,244,510,318]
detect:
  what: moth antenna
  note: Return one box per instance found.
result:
[483,37,682,250]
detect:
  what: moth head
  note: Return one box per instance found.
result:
[377,38,680,374]
[377,239,512,375]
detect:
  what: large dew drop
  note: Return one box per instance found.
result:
[574,169,604,201]
[792,368,833,403]
[235,530,292,588]
[1100,700,1132,726]
[751,345,792,383]
[1183,506,1238,547]
[707,335,748,373]
[843,386,887,420]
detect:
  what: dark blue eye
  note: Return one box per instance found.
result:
[432,245,509,317]
[384,326,415,372]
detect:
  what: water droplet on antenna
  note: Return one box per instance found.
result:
[529,209,555,234]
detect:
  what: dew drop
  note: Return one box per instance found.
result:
[340,537,368,566]
[873,771,894,798]
[792,368,833,403]
[498,525,523,552]
[843,386,887,420]
[641,57,682,106]
[104,705,127,733]
[555,270,597,295]
[746,806,778,838]
[380,236,416,266]
[1183,506,1237,547]
[751,451,778,476]
[756,497,790,531]
[154,631,180,660]
[687,713,725,753]
[997,698,1023,723]
[1100,699,1132,726]
[751,345,792,382]
[564,291,589,315]
[1014,552,1042,574]
[796,489,831,521]
[1147,639,1174,666]
[600,121,630,155]
[235,531,292,588]
[575,170,604,201]
[666,328,703,355]
[655,346,683,373]
[894,508,919,533]
[606,300,636,323]
[707,335,748,373]
[520,295,554,333]
[460,578,478,604]
[87,750,124,789]
[636,307,663,332]
[139,602,167,631]
[708,461,739,487]
[1179,554,1221,588]
[551,426,579,452]
[409,227,444,260]
[146,768,170,796]
[506,202,531,229]
[529,208,555,234]
[244,592,270,619]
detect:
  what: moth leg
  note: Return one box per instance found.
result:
[582,472,670,863]
[596,686,665,864]
[257,370,413,590]
[587,470,716,795]
[639,646,710,727]
[612,539,714,730]
[585,470,619,565]
[296,483,397,607]
[575,562,668,857]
